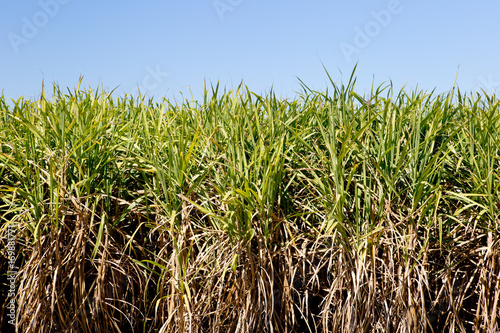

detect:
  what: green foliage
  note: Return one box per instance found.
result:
[1,76,499,332]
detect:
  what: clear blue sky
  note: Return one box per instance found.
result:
[1,0,499,102]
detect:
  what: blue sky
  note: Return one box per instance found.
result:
[1,0,499,102]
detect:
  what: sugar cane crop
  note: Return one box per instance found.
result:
[1,73,499,332]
